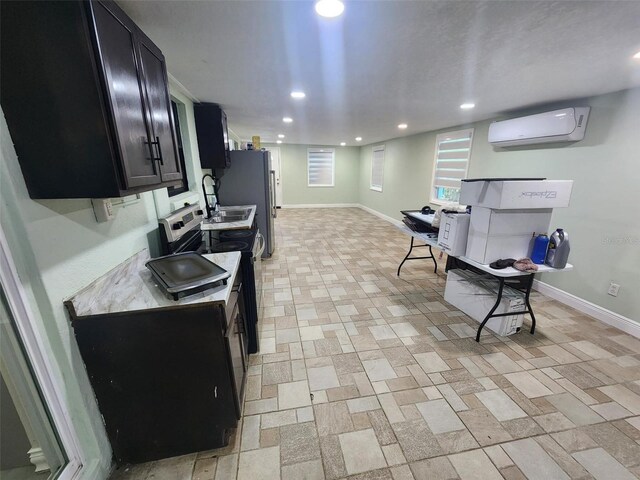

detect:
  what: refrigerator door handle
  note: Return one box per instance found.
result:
[270,170,277,218]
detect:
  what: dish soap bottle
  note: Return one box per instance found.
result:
[546,228,570,269]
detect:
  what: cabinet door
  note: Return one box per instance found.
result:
[137,33,182,182]
[90,1,160,188]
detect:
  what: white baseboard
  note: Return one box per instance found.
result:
[533,280,640,338]
[280,203,359,209]
[357,204,404,227]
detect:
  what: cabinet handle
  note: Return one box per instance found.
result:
[146,137,164,165]
[155,136,164,165]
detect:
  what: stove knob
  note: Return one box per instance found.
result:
[172,221,184,230]
[196,209,204,216]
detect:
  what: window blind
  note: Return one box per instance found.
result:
[432,129,473,189]
[370,146,385,192]
[307,148,335,187]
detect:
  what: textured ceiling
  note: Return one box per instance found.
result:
[119,0,640,146]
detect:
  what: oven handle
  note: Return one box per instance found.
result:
[255,232,266,259]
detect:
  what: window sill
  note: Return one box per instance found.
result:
[370,186,383,192]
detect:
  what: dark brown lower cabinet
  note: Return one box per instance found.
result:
[66,282,247,464]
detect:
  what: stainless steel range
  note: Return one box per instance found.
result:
[158,204,205,255]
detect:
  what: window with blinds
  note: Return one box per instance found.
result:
[307,148,335,187]
[430,128,474,203]
[370,145,385,192]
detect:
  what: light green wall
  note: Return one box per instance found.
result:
[0,86,204,478]
[263,143,360,205]
[358,88,640,321]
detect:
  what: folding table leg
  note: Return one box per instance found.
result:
[524,274,536,334]
[397,237,415,276]
[476,277,505,342]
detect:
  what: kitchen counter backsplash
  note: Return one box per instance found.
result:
[67,249,241,317]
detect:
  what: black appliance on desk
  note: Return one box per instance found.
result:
[210,228,265,354]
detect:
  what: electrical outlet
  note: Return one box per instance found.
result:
[92,198,115,223]
[607,282,620,297]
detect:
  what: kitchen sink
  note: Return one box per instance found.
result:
[203,208,251,224]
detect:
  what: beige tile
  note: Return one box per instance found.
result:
[475,389,527,422]
[591,401,632,420]
[339,428,387,475]
[448,449,502,480]
[300,325,325,341]
[572,447,636,480]
[569,341,615,359]
[237,446,280,480]
[382,443,406,466]
[308,365,340,391]
[282,459,325,480]
[598,385,640,415]
[416,399,465,434]
[503,371,554,398]
[278,381,312,410]
[390,322,420,337]
[414,352,451,374]
[363,358,398,381]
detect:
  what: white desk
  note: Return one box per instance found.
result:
[395,224,440,275]
[446,255,573,341]
[396,213,574,342]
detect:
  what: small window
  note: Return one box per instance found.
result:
[167,100,190,197]
[430,128,474,204]
[307,148,335,187]
[370,145,385,192]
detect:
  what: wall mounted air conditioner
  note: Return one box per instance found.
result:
[488,107,590,147]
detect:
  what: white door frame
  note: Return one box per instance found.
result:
[267,146,283,207]
[0,227,85,480]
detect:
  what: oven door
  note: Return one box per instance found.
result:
[252,232,265,312]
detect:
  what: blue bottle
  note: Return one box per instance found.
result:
[531,234,549,264]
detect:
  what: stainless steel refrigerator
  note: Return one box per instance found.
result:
[219,150,276,257]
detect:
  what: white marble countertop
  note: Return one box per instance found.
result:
[66,249,241,317]
[200,205,256,231]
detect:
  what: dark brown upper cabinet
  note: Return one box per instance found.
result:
[194,104,231,170]
[0,0,182,198]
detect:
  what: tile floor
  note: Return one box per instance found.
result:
[111,208,640,480]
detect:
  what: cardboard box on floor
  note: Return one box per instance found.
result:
[460,180,574,264]
[444,270,524,336]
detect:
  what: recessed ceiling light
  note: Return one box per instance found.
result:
[290,91,306,99]
[460,103,475,110]
[278,134,285,138]
[355,137,362,142]
[276,140,283,144]
[315,0,344,18]
[340,142,346,146]
[283,117,293,123]
[633,51,640,59]
[398,123,408,129]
